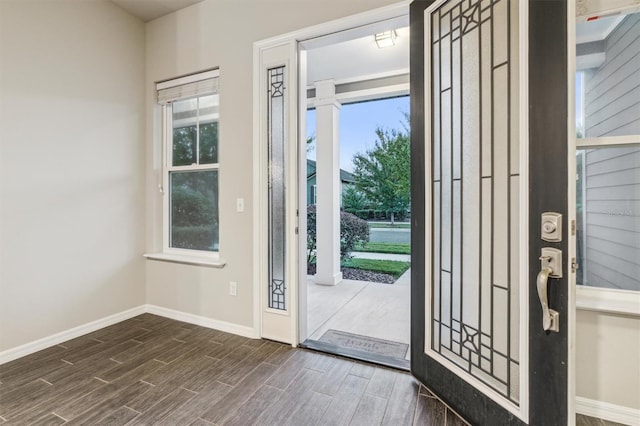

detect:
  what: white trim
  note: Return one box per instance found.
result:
[331,68,409,87]
[0,306,146,365]
[145,305,258,339]
[157,69,220,90]
[577,134,640,148]
[576,397,640,426]
[0,304,262,365]
[519,0,531,420]
[336,84,409,105]
[252,1,410,348]
[253,2,410,50]
[568,0,578,423]
[576,286,640,316]
[143,252,226,268]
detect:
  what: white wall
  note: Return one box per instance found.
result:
[144,0,400,328]
[0,0,146,351]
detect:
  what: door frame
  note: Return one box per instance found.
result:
[410,0,576,424]
[252,1,411,345]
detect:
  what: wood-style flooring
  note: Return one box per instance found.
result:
[0,314,465,425]
[0,314,625,425]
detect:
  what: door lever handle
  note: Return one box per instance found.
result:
[537,267,559,332]
[536,248,562,333]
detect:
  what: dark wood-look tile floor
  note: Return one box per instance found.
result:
[0,315,622,426]
[0,314,466,425]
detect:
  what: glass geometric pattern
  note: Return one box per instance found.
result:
[268,66,287,311]
[430,0,520,404]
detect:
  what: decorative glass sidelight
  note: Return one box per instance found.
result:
[268,66,287,311]
[430,0,521,403]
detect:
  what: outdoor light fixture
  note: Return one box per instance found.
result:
[375,30,397,48]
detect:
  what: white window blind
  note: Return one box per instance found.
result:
[156,69,219,105]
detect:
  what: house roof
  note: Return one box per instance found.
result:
[306,159,355,183]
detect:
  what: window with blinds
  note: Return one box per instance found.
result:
[157,69,220,254]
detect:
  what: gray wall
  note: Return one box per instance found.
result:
[581,14,640,291]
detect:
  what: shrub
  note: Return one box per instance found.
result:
[171,224,218,251]
[340,210,369,260]
[307,206,370,263]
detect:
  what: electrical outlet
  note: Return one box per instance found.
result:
[229,281,237,296]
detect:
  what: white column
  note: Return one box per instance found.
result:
[314,80,342,286]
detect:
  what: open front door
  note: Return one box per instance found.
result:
[410,0,573,424]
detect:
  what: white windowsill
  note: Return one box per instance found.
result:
[576,286,640,316]
[143,253,226,268]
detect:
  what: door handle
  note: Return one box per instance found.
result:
[536,248,562,332]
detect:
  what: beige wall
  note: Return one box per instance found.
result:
[577,310,640,409]
[144,0,400,328]
[0,0,146,351]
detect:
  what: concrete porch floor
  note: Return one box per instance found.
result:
[306,254,411,360]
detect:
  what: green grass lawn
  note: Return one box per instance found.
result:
[341,258,411,278]
[354,242,411,255]
[368,222,411,229]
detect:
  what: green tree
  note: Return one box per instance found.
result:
[341,185,367,213]
[352,123,410,224]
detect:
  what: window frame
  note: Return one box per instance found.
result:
[575,134,640,315]
[159,70,221,261]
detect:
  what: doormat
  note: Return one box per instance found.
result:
[319,329,409,359]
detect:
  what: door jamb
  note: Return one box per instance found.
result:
[567,0,577,422]
[252,1,411,345]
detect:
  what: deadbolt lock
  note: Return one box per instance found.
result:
[541,212,562,242]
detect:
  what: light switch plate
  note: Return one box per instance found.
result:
[236,198,244,212]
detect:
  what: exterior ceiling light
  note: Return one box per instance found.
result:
[375,30,397,48]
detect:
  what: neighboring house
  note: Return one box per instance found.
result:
[306,159,355,206]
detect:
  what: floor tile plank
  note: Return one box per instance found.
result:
[28,412,67,425]
[62,380,152,425]
[155,381,233,426]
[320,374,370,425]
[127,387,197,425]
[365,367,397,399]
[413,394,446,426]
[252,369,323,426]
[93,405,139,425]
[350,394,388,426]
[222,384,284,426]
[381,373,419,426]
[199,362,279,424]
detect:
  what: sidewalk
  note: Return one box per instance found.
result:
[350,251,410,262]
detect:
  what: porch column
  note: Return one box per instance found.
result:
[314,80,342,286]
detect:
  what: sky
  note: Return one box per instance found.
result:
[306,96,410,172]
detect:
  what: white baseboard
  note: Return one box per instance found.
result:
[145,304,259,339]
[0,304,260,365]
[576,396,640,426]
[0,306,146,365]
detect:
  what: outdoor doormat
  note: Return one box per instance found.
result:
[319,329,409,359]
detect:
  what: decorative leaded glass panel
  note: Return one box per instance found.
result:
[268,66,287,311]
[430,0,521,404]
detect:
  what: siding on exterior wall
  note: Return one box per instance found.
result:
[581,14,640,290]
[584,14,640,138]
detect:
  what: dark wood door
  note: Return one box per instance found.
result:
[410,0,571,424]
